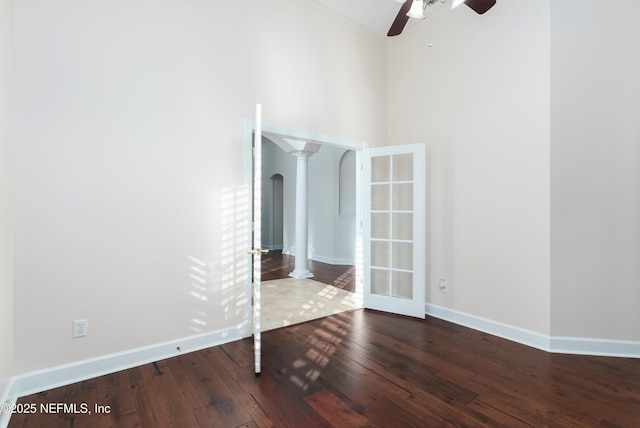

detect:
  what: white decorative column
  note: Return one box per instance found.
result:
[290,151,313,278]
[264,135,321,279]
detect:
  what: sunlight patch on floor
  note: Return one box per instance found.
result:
[261,278,359,331]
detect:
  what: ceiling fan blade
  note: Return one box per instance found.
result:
[464,0,496,14]
[387,0,412,37]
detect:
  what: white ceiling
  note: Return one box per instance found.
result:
[312,0,449,37]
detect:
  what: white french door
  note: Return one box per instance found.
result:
[362,143,426,319]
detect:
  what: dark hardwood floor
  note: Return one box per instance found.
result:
[261,251,355,293]
[9,310,640,427]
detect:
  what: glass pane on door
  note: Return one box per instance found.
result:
[371,156,390,182]
[371,268,390,296]
[392,271,413,299]
[393,153,414,181]
[371,213,390,239]
[392,213,413,240]
[392,242,413,271]
[371,184,390,210]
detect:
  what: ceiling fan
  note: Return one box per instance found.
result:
[388,0,497,37]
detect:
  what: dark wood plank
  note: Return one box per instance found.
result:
[90,369,140,428]
[233,392,277,428]
[9,310,640,428]
[136,360,201,427]
[365,395,437,427]
[127,365,161,427]
[169,350,252,427]
[231,362,331,427]
[304,390,367,427]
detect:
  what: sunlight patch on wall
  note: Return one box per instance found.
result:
[220,184,250,326]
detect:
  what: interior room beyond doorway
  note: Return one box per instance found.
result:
[260,137,360,330]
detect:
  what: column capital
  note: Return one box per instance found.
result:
[264,134,321,157]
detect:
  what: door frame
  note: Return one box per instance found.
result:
[242,118,367,338]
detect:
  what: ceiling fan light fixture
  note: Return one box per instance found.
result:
[451,0,466,8]
[407,0,425,19]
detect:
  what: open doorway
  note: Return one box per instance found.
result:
[259,137,360,330]
[242,117,368,341]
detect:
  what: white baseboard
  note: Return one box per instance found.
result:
[280,251,354,266]
[310,254,354,266]
[425,303,640,358]
[425,303,551,351]
[551,336,640,358]
[8,325,249,401]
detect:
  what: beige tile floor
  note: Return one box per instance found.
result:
[261,278,360,331]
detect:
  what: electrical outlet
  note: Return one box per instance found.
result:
[439,279,448,293]
[73,319,87,338]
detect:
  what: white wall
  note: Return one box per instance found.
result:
[0,0,14,407]
[308,146,356,265]
[550,0,640,341]
[13,0,386,374]
[388,0,551,335]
